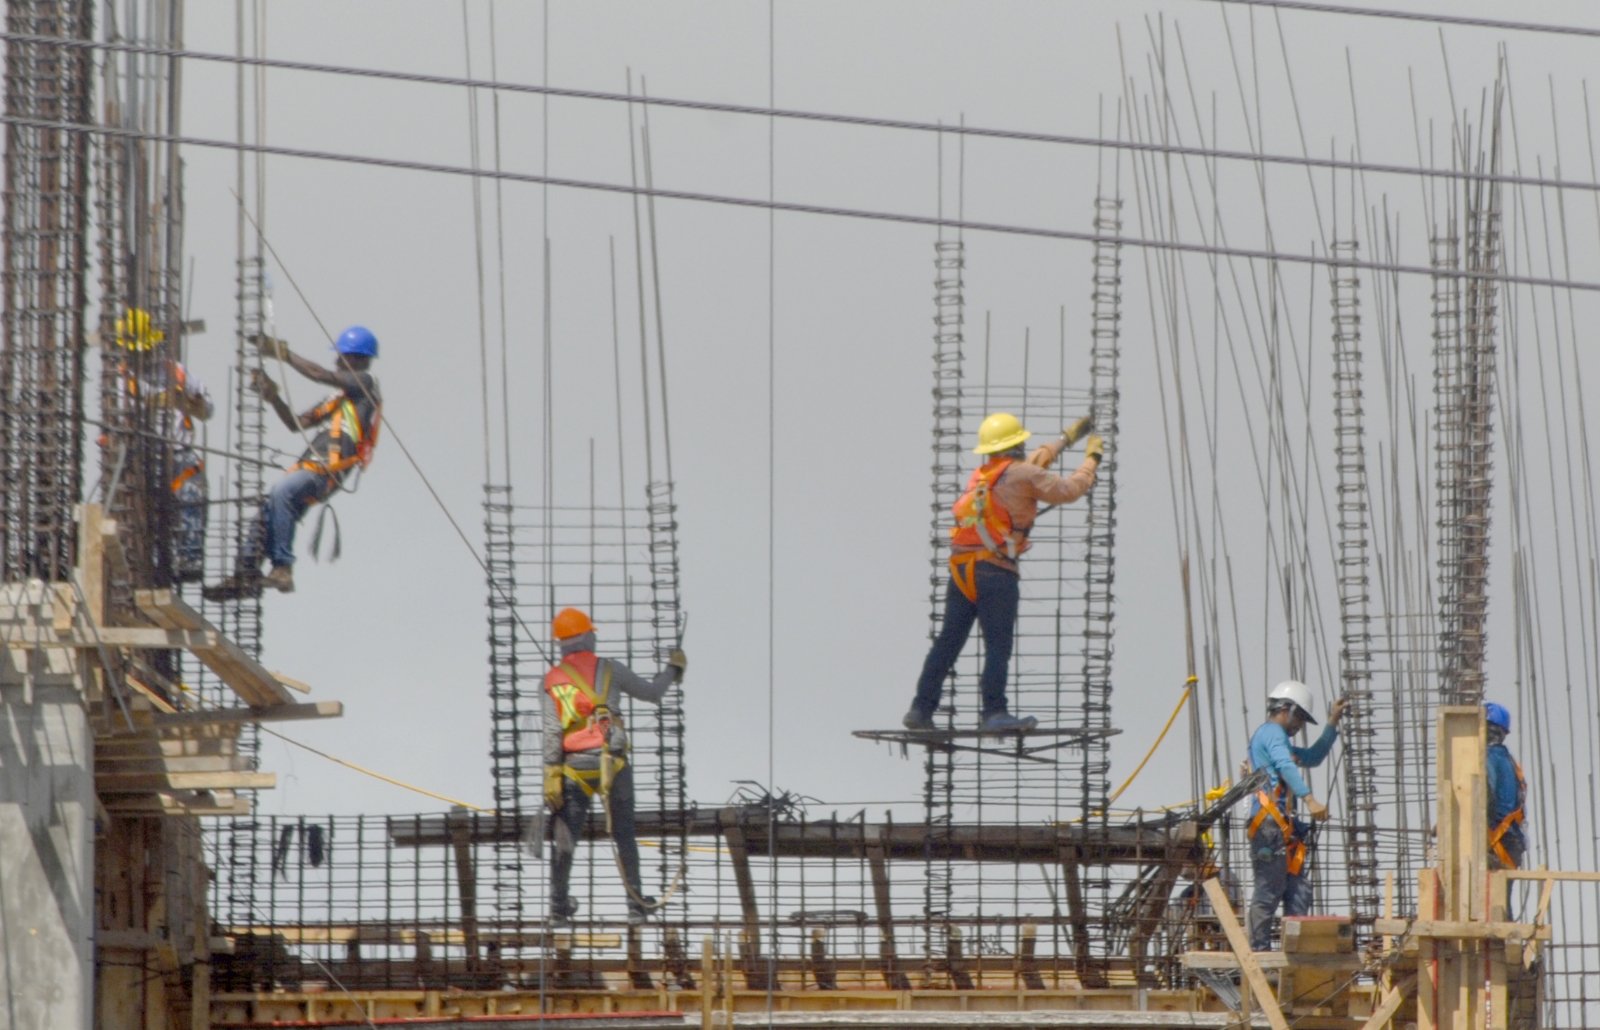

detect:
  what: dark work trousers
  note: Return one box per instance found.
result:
[1248,817,1314,951]
[912,559,1021,718]
[549,762,645,917]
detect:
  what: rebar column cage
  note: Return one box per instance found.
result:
[1,0,94,583]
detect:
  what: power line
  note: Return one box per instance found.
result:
[8,31,1600,196]
[12,113,1600,294]
[1201,0,1600,40]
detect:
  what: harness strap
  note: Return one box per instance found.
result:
[1248,784,1308,876]
[949,553,983,603]
[170,459,203,493]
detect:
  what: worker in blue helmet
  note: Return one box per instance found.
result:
[205,327,383,599]
[1485,703,1527,870]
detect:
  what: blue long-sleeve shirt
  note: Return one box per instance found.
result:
[1248,720,1339,820]
[1487,743,1526,851]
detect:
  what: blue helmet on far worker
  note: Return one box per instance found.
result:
[1485,702,1511,732]
[334,325,378,357]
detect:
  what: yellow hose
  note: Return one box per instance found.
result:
[1105,675,1196,806]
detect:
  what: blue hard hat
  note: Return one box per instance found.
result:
[1485,702,1511,732]
[334,325,378,357]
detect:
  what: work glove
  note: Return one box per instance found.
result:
[667,648,688,683]
[1085,434,1105,464]
[1062,416,1093,447]
[254,334,290,360]
[247,367,280,401]
[544,765,565,811]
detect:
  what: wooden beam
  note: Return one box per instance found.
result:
[1202,877,1288,1030]
[717,808,769,990]
[151,701,342,728]
[1060,843,1107,988]
[865,829,911,990]
[95,771,276,791]
[1372,918,1549,941]
[1359,975,1416,1030]
[134,590,295,707]
[449,814,480,968]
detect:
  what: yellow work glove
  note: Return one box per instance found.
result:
[544,765,565,811]
[1062,415,1093,446]
[667,648,688,683]
[1085,434,1105,464]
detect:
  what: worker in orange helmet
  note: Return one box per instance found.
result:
[904,413,1102,733]
[543,607,687,927]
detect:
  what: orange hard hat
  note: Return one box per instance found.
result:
[552,607,596,640]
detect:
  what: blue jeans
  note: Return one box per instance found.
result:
[912,560,1020,718]
[261,468,336,568]
[1248,818,1314,951]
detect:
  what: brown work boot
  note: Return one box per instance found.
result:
[262,564,295,594]
[202,573,263,602]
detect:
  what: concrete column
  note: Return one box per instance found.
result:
[0,594,94,1030]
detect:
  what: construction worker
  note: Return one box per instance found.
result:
[1246,682,1347,952]
[904,413,1102,733]
[204,327,381,600]
[105,309,214,582]
[1486,702,1527,870]
[544,607,687,927]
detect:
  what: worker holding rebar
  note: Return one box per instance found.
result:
[903,413,1102,734]
[204,328,382,600]
[1485,702,1527,870]
[1246,682,1348,951]
[543,607,687,927]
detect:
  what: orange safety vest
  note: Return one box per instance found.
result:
[1248,780,1309,876]
[1489,759,1527,870]
[543,651,618,755]
[294,395,382,478]
[949,459,1022,601]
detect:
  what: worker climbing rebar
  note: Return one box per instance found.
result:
[1245,681,1347,951]
[903,412,1102,734]
[543,606,687,927]
[1485,702,1527,870]
[204,327,382,600]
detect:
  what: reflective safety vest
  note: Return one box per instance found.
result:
[544,651,617,755]
[294,394,382,478]
[1248,779,1308,876]
[951,459,1018,558]
[1489,758,1527,870]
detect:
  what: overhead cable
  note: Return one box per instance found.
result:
[1200,0,1600,40]
[7,31,1600,196]
[10,114,1600,294]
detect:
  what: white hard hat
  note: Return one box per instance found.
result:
[1267,680,1317,724]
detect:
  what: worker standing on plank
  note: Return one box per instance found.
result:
[903,413,1102,734]
[1246,682,1347,951]
[543,607,687,927]
[204,328,381,600]
[1486,702,1527,870]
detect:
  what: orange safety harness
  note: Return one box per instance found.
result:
[1489,758,1527,869]
[949,459,1019,602]
[1247,779,1309,876]
[543,653,626,797]
[292,395,382,479]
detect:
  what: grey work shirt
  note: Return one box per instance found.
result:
[541,635,674,771]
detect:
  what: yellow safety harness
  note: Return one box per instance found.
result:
[547,659,626,799]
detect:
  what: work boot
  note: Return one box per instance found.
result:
[980,711,1039,734]
[202,573,263,602]
[627,896,657,927]
[550,897,580,928]
[902,709,936,732]
[262,563,295,593]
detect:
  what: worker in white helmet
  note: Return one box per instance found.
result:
[1245,681,1348,951]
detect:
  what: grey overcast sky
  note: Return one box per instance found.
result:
[160,1,1600,821]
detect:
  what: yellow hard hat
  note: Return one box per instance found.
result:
[974,412,1031,455]
[113,308,164,351]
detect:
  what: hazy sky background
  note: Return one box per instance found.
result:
[154,0,1600,821]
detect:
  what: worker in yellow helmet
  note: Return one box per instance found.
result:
[904,413,1102,733]
[543,607,687,927]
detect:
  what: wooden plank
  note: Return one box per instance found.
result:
[152,700,342,728]
[77,504,105,624]
[1505,870,1600,882]
[1372,919,1549,941]
[1359,976,1416,1030]
[95,755,255,774]
[1202,877,1288,1030]
[272,672,312,694]
[134,590,295,707]
[1182,951,1365,970]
